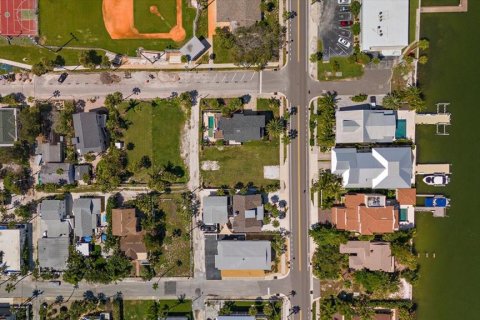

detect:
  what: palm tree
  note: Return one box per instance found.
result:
[266,118,284,138]
[382,92,403,110]
[418,39,429,51]
[418,55,428,64]
[318,92,337,110]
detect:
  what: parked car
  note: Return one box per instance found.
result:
[340,20,353,27]
[49,281,61,287]
[370,96,377,107]
[337,37,351,48]
[200,224,217,233]
[290,106,297,115]
[57,72,68,83]
[338,0,351,4]
[339,5,350,12]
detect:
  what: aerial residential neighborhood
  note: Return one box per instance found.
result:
[0,0,474,319]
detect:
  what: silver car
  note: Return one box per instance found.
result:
[337,37,351,48]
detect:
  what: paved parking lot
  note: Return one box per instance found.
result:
[318,0,354,59]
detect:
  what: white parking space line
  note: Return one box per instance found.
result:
[239,73,246,82]
[231,73,237,82]
[221,74,227,82]
[248,73,255,81]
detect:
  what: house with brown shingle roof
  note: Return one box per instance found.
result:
[339,241,394,272]
[331,194,399,235]
[232,194,264,233]
[111,208,147,263]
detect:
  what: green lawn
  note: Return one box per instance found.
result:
[123,300,192,320]
[409,0,420,43]
[37,0,196,56]
[257,98,280,118]
[0,38,98,65]
[196,8,209,39]
[201,140,280,188]
[213,35,235,64]
[134,0,177,33]
[156,195,191,276]
[317,57,364,80]
[122,100,187,182]
[422,0,459,5]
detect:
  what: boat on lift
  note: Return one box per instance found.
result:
[423,173,450,186]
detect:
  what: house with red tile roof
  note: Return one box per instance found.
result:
[331,194,399,235]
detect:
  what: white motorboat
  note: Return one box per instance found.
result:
[423,174,450,186]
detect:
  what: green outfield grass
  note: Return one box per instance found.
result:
[37,0,195,56]
[133,0,177,33]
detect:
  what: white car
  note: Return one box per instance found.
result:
[338,0,351,4]
[337,37,351,48]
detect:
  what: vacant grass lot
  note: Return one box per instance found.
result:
[156,195,191,276]
[212,35,235,64]
[122,100,186,182]
[123,300,192,320]
[37,0,195,55]
[201,140,279,188]
[134,0,177,33]
[317,57,364,80]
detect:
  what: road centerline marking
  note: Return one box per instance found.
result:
[297,0,300,62]
[297,108,302,272]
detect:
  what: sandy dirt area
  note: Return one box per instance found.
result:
[102,0,186,42]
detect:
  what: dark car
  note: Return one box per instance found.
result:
[370,96,377,107]
[340,20,353,27]
[200,224,217,233]
[57,72,68,83]
[339,5,350,12]
[290,106,297,115]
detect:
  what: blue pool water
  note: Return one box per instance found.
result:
[395,119,407,139]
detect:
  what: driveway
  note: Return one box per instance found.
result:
[204,235,221,280]
[318,0,354,59]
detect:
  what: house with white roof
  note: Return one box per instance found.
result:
[336,107,397,144]
[360,0,409,56]
[331,147,413,189]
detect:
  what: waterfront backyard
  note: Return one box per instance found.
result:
[414,1,480,318]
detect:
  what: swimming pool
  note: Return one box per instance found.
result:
[208,116,214,137]
[395,119,407,139]
[400,208,408,222]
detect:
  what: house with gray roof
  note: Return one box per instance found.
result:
[39,199,70,238]
[216,0,261,29]
[72,112,108,155]
[218,113,265,144]
[180,36,208,61]
[38,162,74,185]
[38,237,69,270]
[73,198,101,238]
[340,241,394,272]
[203,196,230,225]
[336,107,396,144]
[74,164,91,181]
[215,240,271,270]
[36,142,64,163]
[0,108,18,147]
[39,200,66,221]
[331,147,413,189]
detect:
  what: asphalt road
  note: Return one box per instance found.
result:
[0,1,393,318]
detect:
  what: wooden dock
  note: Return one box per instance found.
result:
[416,163,451,175]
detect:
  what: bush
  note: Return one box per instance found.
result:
[351,93,368,102]
[352,22,361,36]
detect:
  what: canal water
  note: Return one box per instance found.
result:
[414,1,480,318]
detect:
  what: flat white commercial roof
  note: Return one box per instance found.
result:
[361,0,409,55]
[0,229,24,272]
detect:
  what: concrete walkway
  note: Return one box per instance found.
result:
[421,0,468,13]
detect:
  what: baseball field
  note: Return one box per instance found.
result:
[37,0,195,55]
